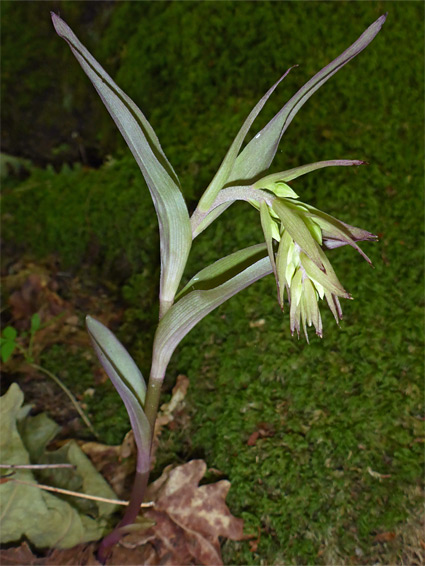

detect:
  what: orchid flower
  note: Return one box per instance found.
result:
[253,163,378,340]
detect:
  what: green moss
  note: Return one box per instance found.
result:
[2,156,159,274]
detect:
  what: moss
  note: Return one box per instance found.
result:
[2,155,159,275]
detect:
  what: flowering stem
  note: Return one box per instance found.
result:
[191,186,273,237]
[144,375,165,433]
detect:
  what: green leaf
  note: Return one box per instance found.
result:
[300,252,349,299]
[52,13,192,317]
[227,15,386,183]
[30,313,41,333]
[197,68,294,213]
[86,317,151,474]
[253,159,366,187]
[85,317,146,406]
[177,243,267,299]
[1,341,16,363]
[1,326,17,341]
[259,202,280,304]
[152,246,272,377]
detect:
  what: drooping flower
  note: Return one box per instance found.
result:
[256,178,377,341]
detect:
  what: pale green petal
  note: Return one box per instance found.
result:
[273,200,324,269]
[300,252,349,298]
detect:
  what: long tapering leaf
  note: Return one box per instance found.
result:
[86,316,150,473]
[228,15,387,183]
[197,68,295,213]
[177,243,267,299]
[52,14,192,317]
[253,159,366,188]
[152,248,272,377]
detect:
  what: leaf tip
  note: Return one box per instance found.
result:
[85,315,99,336]
[51,11,69,39]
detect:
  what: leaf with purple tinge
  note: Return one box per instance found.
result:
[228,15,387,184]
[86,316,150,474]
[254,159,367,188]
[153,246,272,377]
[197,67,295,213]
[52,13,192,318]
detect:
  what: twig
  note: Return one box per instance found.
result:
[30,363,97,437]
[2,476,154,508]
[0,463,75,470]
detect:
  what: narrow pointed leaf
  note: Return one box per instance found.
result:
[325,292,343,322]
[86,317,150,473]
[86,316,146,406]
[197,68,294,213]
[253,160,366,187]
[52,14,192,315]
[228,15,386,183]
[177,243,267,299]
[152,251,272,377]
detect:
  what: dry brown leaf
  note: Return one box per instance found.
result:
[247,422,276,446]
[0,542,38,565]
[7,272,71,327]
[121,459,244,566]
[1,461,244,566]
[373,531,396,543]
[42,544,100,565]
[108,541,158,565]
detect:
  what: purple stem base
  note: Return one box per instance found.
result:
[97,469,150,564]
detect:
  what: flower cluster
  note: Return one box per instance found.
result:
[257,179,377,341]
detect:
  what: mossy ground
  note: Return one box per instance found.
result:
[2,1,423,564]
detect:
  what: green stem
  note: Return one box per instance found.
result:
[144,375,164,436]
[190,185,272,237]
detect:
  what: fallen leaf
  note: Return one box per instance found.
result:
[0,542,38,565]
[373,531,396,543]
[80,431,137,499]
[247,431,260,446]
[121,459,244,565]
[248,527,261,553]
[42,544,100,565]
[247,422,275,446]
[8,272,70,328]
[0,384,117,549]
